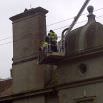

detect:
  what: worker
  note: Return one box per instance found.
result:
[48,30,58,52]
[41,41,48,52]
[41,36,49,52]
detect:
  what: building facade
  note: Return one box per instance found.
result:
[0,5,103,103]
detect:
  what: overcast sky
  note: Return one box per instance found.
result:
[0,0,103,79]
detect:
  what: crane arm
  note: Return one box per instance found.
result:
[65,0,91,35]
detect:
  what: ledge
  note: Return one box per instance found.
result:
[10,7,48,21]
[60,46,103,64]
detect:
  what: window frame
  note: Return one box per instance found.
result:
[74,96,96,103]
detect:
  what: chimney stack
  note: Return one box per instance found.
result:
[10,7,48,93]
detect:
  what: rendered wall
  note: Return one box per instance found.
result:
[57,56,103,84]
[59,82,103,103]
[13,96,45,103]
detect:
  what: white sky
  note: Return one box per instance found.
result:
[0,0,103,78]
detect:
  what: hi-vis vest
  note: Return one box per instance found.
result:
[50,32,57,42]
[42,42,48,48]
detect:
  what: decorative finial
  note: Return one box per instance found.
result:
[87,6,95,23]
[87,5,94,14]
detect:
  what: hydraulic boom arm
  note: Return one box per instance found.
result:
[61,0,91,52]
